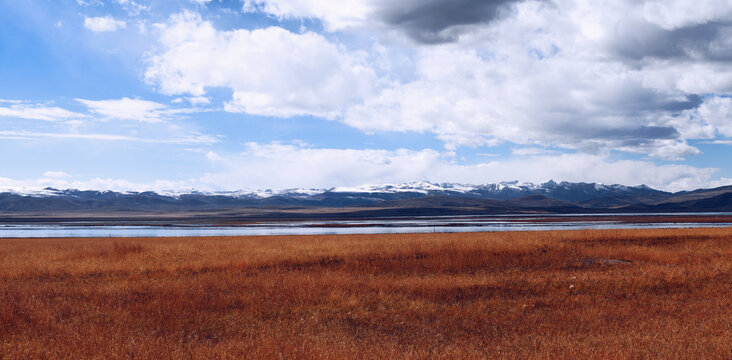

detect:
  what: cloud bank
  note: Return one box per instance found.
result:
[1,142,725,193]
[4,1,732,192]
[145,12,379,119]
[147,1,732,161]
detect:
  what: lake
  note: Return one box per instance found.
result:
[1,213,732,237]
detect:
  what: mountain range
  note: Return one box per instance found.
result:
[2,181,732,217]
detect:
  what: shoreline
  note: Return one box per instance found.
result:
[2,214,732,238]
[2,225,732,241]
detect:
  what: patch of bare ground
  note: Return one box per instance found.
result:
[0,228,730,359]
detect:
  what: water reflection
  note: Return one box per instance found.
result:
[1,214,731,238]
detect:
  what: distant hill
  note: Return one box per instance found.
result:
[0,181,731,216]
[651,185,732,204]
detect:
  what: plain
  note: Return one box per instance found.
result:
[1,228,730,359]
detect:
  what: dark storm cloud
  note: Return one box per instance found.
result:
[377,0,527,43]
[559,124,679,143]
[610,21,732,61]
[661,95,703,113]
[606,126,679,140]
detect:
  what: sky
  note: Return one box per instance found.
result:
[1,0,732,192]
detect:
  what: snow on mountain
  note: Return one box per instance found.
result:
[0,187,65,197]
[0,180,685,213]
[331,181,477,194]
[1,181,663,201]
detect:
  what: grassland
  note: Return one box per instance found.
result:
[1,228,730,359]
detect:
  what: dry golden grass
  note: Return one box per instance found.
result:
[1,228,731,359]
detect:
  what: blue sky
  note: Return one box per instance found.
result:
[1,0,731,192]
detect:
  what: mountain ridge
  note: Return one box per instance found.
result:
[2,180,665,199]
[1,180,730,214]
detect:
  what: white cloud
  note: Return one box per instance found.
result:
[188,96,210,106]
[76,0,103,6]
[0,142,726,192]
[83,16,127,32]
[511,147,559,156]
[205,150,223,162]
[614,139,702,161]
[701,140,732,145]
[145,11,379,119]
[641,0,732,30]
[77,97,195,123]
[0,130,217,145]
[195,142,724,192]
[233,0,732,161]
[241,0,531,43]
[0,97,220,152]
[694,96,732,137]
[116,0,148,16]
[344,45,694,156]
[0,176,194,194]
[199,142,446,190]
[243,0,372,31]
[336,1,732,159]
[0,102,84,121]
[42,171,72,179]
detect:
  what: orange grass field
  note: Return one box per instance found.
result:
[1,228,731,359]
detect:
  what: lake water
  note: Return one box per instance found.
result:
[1,213,731,238]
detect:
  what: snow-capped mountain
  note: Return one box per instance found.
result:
[308,180,670,205]
[0,180,679,211]
[2,180,732,214]
[0,180,665,199]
